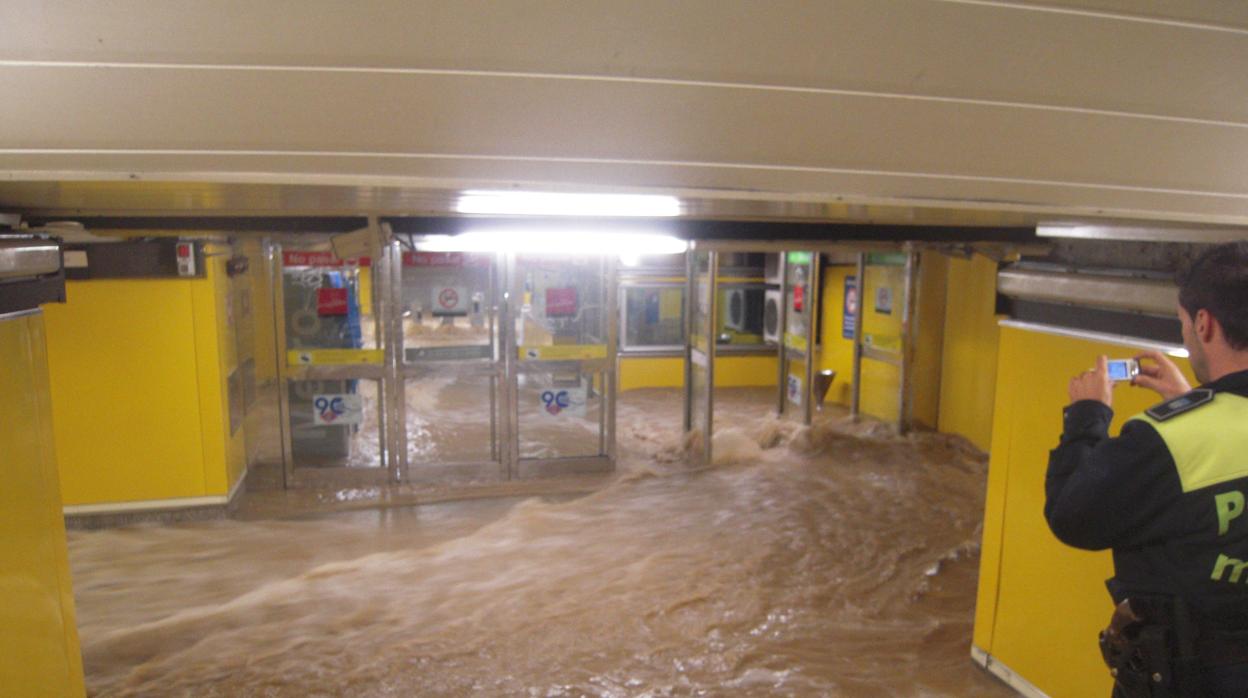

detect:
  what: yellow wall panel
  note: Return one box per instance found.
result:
[912,252,947,429]
[819,266,857,407]
[619,356,684,391]
[43,280,209,504]
[42,247,246,505]
[0,312,85,696]
[976,325,1197,697]
[938,255,1000,452]
[619,355,778,391]
[193,251,247,496]
[718,355,779,387]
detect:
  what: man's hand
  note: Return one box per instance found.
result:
[1069,355,1114,407]
[1132,350,1192,401]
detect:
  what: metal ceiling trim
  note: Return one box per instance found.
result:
[997,268,1178,315]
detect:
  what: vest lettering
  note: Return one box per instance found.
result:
[1211,553,1248,583]
[1216,491,1246,536]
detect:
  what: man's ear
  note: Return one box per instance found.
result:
[1196,308,1218,343]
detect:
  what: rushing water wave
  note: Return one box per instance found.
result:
[69,388,1011,697]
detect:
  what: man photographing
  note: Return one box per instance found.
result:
[1046,241,1248,697]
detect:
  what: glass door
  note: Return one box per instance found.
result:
[684,249,717,465]
[275,240,395,486]
[395,241,504,483]
[508,253,617,477]
[778,251,820,425]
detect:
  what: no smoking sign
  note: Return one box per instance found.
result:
[433,285,468,315]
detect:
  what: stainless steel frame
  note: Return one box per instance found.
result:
[996,268,1177,315]
[803,253,820,426]
[269,230,622,489]
[848,248,920,433]
[683,249,717,466]
[850,253,866,420]
[508,253,618,478]
[396,235,507,483]
[775,256,789,416]
[618,280,687,354]
[897,245,920,434]
[0,238,60,279]
[776,251,819,426]
[275,233,395,488]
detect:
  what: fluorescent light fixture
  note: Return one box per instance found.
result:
[456,190,681,217]
[415,229,687,256]
[1167,347,1190,359]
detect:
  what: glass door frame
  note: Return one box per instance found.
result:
[388,236,508,482]
[273,232,621,488]
[776,251,821,426]
[274,236,399,488]
[505,252,618,478]
[683,248,717,466]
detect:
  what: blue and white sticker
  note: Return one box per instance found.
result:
[539,385,588,418]
[312,394,364,426]
[787,375,803,407]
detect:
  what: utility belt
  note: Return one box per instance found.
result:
[1099,595,1248,697]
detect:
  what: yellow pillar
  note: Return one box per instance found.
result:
[0,311,86,696]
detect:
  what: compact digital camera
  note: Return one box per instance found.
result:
[1107,359,1140,382]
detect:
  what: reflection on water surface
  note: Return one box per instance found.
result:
[70,388,1011,697]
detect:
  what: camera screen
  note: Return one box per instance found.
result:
[1108,361,1130,380]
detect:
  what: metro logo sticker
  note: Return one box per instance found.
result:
[313,394,363,426]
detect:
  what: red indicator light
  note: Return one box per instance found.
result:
[176,243,191,258]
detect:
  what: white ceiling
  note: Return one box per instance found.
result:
[2,0,1247,226]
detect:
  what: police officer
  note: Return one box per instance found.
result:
[1046,241,1248,697]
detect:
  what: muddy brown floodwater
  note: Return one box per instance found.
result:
[69,388,1014,697]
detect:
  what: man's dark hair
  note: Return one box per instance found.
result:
[1177,240,1248,350]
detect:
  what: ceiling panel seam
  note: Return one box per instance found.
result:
[2,151,1246,201]
[937,0,1248,35]
[0,61,1244,130]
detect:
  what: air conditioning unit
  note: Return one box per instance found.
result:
[764,253,784,286]
[763,288,782,344]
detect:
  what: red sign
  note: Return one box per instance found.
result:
[284,250,497,268]
[317,288,349,316]
[793,284,805,313]
[545,287,579,317]
[282,251,371,267]
[402,252,490,268]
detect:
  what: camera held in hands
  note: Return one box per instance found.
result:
[1106,359,1140,382]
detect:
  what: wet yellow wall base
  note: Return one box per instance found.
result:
[619,355,778,391]
[937,255,1000,452]
[42,251,245,506]
[0,312,86,696]
[974,324,1196,698]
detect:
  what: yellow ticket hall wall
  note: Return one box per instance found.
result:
[973,324,1198,697]
[41,242,252,508]
[0,311,86,695]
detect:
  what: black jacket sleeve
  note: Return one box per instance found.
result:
[1044,400,1183,551]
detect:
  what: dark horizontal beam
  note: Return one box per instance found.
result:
[24,214,1037,243]
[24,216,370,233]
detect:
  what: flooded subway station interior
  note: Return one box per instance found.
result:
[5,6,1248,696]
[48,230,1024,697]
[6,198,1244,698]
[7,213,1241,698]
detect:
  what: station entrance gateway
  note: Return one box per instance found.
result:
[273,233,617,487]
